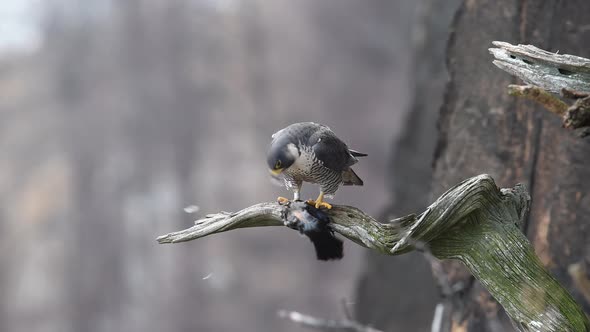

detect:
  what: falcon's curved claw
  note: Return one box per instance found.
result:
[277,196,290,205]
[306,192,332,209]
[307,200,332,209]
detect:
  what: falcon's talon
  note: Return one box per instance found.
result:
[316,201,332,209]
[277,196,290,205]
[308,192,332,209]
[305,199,332,210]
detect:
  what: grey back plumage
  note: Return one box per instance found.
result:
[273,122,358,171]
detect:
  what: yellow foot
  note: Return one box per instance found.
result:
[277,196,290,205]
[306,199,332,209]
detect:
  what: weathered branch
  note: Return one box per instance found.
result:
[563,93,590,132]
[503,85,590,136]
[507,85,569,116]
[157,175,590,331]
[568,262,590,306]
[490,41,590,136]
[278,310,383,332]
[489,41,590,93]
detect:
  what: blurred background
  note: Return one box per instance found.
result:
[0,1,459,331]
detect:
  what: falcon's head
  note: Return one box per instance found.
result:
[267,139,299,175]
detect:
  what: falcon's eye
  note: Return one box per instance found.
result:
[274,160,282,169]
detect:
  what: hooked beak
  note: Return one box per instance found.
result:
[270,168,284,176]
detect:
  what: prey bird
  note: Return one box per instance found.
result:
[267,122,366,209]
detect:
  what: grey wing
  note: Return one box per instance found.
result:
[312,133,356,172]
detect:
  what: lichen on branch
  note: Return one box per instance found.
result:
[157,174,590,331]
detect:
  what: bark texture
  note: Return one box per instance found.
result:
[433,0,590,330]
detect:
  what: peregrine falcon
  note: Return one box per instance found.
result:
[267,122,367,209]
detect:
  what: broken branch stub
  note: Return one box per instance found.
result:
[157,174,590,331]
[489,41,590,93]
[278,310,384,332]
[490,42,590,135]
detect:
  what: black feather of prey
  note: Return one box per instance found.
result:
[283,201,343,260]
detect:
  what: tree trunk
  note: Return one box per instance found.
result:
[354,1,461,331]
[433,0,590,330]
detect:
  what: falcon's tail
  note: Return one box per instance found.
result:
[342,168,363,186]
[349,149,368,157]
